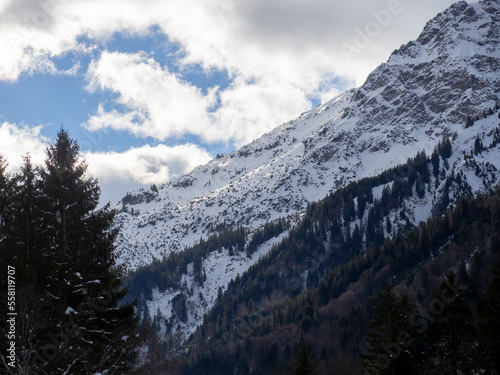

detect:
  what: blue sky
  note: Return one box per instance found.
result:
[0,0,465,204]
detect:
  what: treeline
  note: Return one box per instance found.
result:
[464,100,500,128]
[0,129,137,374]
[305,136,453,248]
[246,218,290,257]
[179,184,500,375]
[325,136,451,217]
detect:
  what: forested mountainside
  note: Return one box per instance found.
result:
[131,136,500,374]
[1,126,498,375]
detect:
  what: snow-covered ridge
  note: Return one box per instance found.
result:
[114,0,500,271]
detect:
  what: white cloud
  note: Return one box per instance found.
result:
[209,78,311,144]
[0,0,473,200]
[0,0,467,85]
[75,0,469,147]
[0,122,48,170]
[156,0,466,85]
[84,143,212,204]
[0,121,211,206]
[85,51,215,140]
[84,51,311,146]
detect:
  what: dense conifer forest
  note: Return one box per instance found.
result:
[172,185,500,375]
[0,129,138,374]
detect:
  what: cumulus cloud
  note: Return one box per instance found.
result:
[84,50,310,145]
[0,120,211,205]
[85,51,215,140]
[0,122,48,169]
[77,0,468,146]
[0,0,471,200]
[84,143,212,204]
[209,78,311,144]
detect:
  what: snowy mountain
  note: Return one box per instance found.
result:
[118,0,500,348]
[114,0,500,273]
[133,105,500,347]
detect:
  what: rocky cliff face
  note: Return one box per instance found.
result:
[114,0,500,271]
[347,0,500,129]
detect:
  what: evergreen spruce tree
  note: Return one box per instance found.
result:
[0,154,14,264]
[0,129,137,374]
[0,153,54,375]
[440,136,452,159]
[39,128,137,374]
[0,155,17,374]
[360,283,420,375]
[10,153,45,281]
[431,149,440,178]
[415,173,425,199]
[294,338,319,375]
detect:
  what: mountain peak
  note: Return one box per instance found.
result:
[416,0,498,52]
[392,0,499,62]
[346,0,500,134]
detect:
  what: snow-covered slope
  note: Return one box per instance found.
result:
[114,0,500,270]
